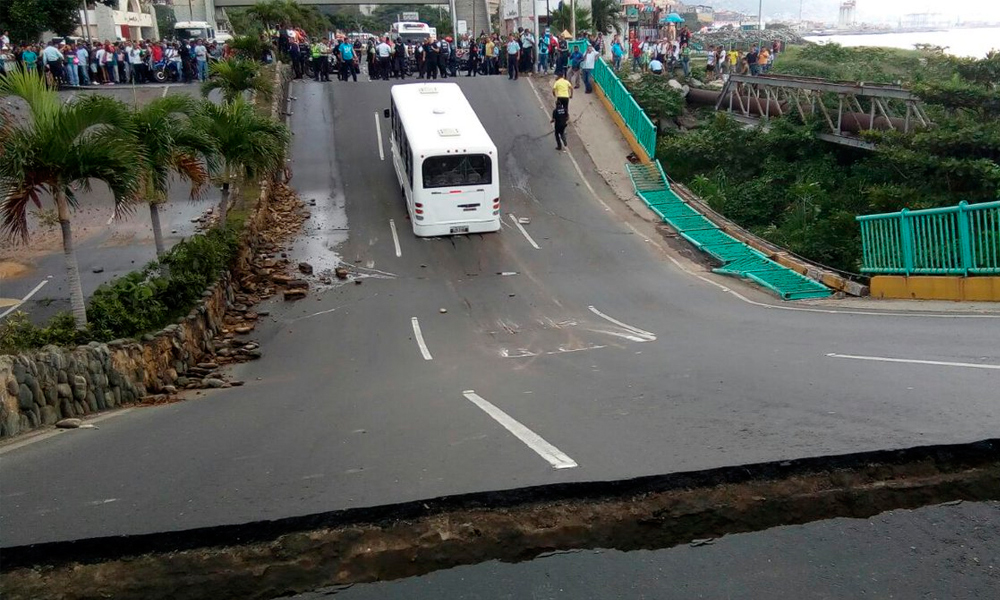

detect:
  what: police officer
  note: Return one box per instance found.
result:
[437,36,449,79]
[376,37,392,81]
[393,38,407,79]
[310,39,323,81]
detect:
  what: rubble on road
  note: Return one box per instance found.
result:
[165,182,310,394]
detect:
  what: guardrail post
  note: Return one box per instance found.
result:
[956,200,972,276]
[899,209,914,276]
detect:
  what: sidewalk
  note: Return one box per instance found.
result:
[527,74,1000,315]
[528,74,657,224]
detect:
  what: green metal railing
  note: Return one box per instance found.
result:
[593,58,657,159]
[857,201,1000,275]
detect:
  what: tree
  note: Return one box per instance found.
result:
[201,58,272,104]
[591,0,623,35]
[0,69,143,328]
[193,98,289,225]
[127,96,217,257]
[154,4,177,41]
[0,0,81,44]
[549,5,592,35]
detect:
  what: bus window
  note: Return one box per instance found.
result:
[422,155,492,188]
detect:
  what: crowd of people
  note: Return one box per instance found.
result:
[610,28,782,80]
[0,33,227,87]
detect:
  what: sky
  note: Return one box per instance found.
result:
[713,0,1000,24]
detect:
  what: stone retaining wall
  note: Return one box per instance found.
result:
[0,64,291,439]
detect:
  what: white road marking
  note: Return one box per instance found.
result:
[588,305,656,341]
[826,353,1000,371]
[462,390,578,469]
[411,317,433,360]
[0,278,50,319]
[374,112,385,161]
[106,212,116,225]
[389,219,402,257]
[501,345,607,358]
[161,85,169,98]
[64,92,76,105]
[0,408,133,455]
[508,214,540,249]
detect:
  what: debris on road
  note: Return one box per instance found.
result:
[91,267,104,273]
[55,418,82,429]
[298,262,314,275]
[439,308,447,313]
[335,267,349,280]
[284,289,307,300]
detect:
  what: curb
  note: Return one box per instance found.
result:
[672,184,869,297]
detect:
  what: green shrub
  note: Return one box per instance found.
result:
[0,312,91,354]
[87,227,239,341]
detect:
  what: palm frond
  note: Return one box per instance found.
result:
[194,98,289,182]
[0,66,60,125]
[202,58,273,103]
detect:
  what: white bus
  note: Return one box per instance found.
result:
[390,21,435,43]
[386,83,501,237]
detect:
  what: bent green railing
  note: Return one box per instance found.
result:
[857,201,1000,276]
[593,58,657,159]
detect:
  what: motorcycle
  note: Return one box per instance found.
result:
[151,58,182,83]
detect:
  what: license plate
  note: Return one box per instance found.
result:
[450,226,470,234]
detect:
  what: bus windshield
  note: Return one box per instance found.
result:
[175,27,212,41]
[422,155,492,188]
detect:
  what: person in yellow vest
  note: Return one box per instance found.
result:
[310,40,323,81]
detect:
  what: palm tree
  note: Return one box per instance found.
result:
[0,69,144,329]
[194,98,289,226]
[127,95,218,257]
[550,5,593,34]
[591,0,624,35]
[201,58,273,104]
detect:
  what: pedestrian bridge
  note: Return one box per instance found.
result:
[214,0,490,40]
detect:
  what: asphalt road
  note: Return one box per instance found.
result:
[1,76,998,547]
[291,501,1000,599]
[0,83,221,324]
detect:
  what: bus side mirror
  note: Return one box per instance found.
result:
[383,108,390,118]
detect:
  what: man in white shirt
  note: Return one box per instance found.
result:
[194,40,208,81]
[128,43,145,83]
[581,44,597,94]
[376,37,392,81]
[519,29,534,73]
[648,57,663,74]
[1,31,10,48]
[42,42,64,84]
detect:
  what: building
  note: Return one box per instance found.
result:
[838,1,856,29]
[75,0,159,41]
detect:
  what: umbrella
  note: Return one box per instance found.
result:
[665,13,685,23]
[620,0,644,5]
[561,30,573,39]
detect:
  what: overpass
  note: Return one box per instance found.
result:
[213,0,492,39]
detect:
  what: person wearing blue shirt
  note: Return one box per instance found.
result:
[338,39,356,82]
[538,30,551,74]
[611,35,624,70]
[568,46,583,89]
[506,34,520,80]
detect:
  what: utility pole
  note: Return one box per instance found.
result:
[757,0,763,51]
[81,1,92,43]
[449,0,458,36]
[571,0,576,38]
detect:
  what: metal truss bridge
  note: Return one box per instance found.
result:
[715,74,932,149]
